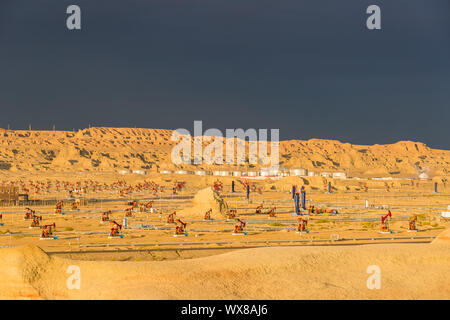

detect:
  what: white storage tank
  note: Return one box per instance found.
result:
[262,168,279,177]
[289,168,308,176]
[260,168,270,177]
[332,172,347,179]
[260,170,269,177]
[320,172,332,178]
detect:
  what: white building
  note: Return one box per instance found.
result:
[289,168,308,176]
[260,169,270,177]
[332,172,347,179]
[277,167,290,177]
[320,172,333,178]
[260,167,279,177]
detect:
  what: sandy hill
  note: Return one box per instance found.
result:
[0,127,448,177]
[0,242,448,299]
[178,187,228,220]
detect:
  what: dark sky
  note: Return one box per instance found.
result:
[0,0,449,148]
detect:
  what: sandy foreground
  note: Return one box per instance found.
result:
[0,238,448,300]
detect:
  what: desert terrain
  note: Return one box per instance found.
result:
[0,127,449,177]
[0,127,448,299]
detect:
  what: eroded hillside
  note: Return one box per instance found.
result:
[0,127,448,178]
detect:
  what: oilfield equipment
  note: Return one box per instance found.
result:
[40,223,56,240]
[109,220,123,238]
[226,209,237,220]
[267,207,277,218]
[297,217,309,234]
[380,210,393,233]
[0,177,446,256]
[167,212,176,224]
[55,200,64,214]
[204,209,213,221]
[409,215,418,232]
[233,218,247,235]
[174,219,188,236]
[102,210,112,222]
[24,207,35,220]
[30,215,42,228]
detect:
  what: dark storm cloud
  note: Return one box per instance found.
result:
[0,0,449,148]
